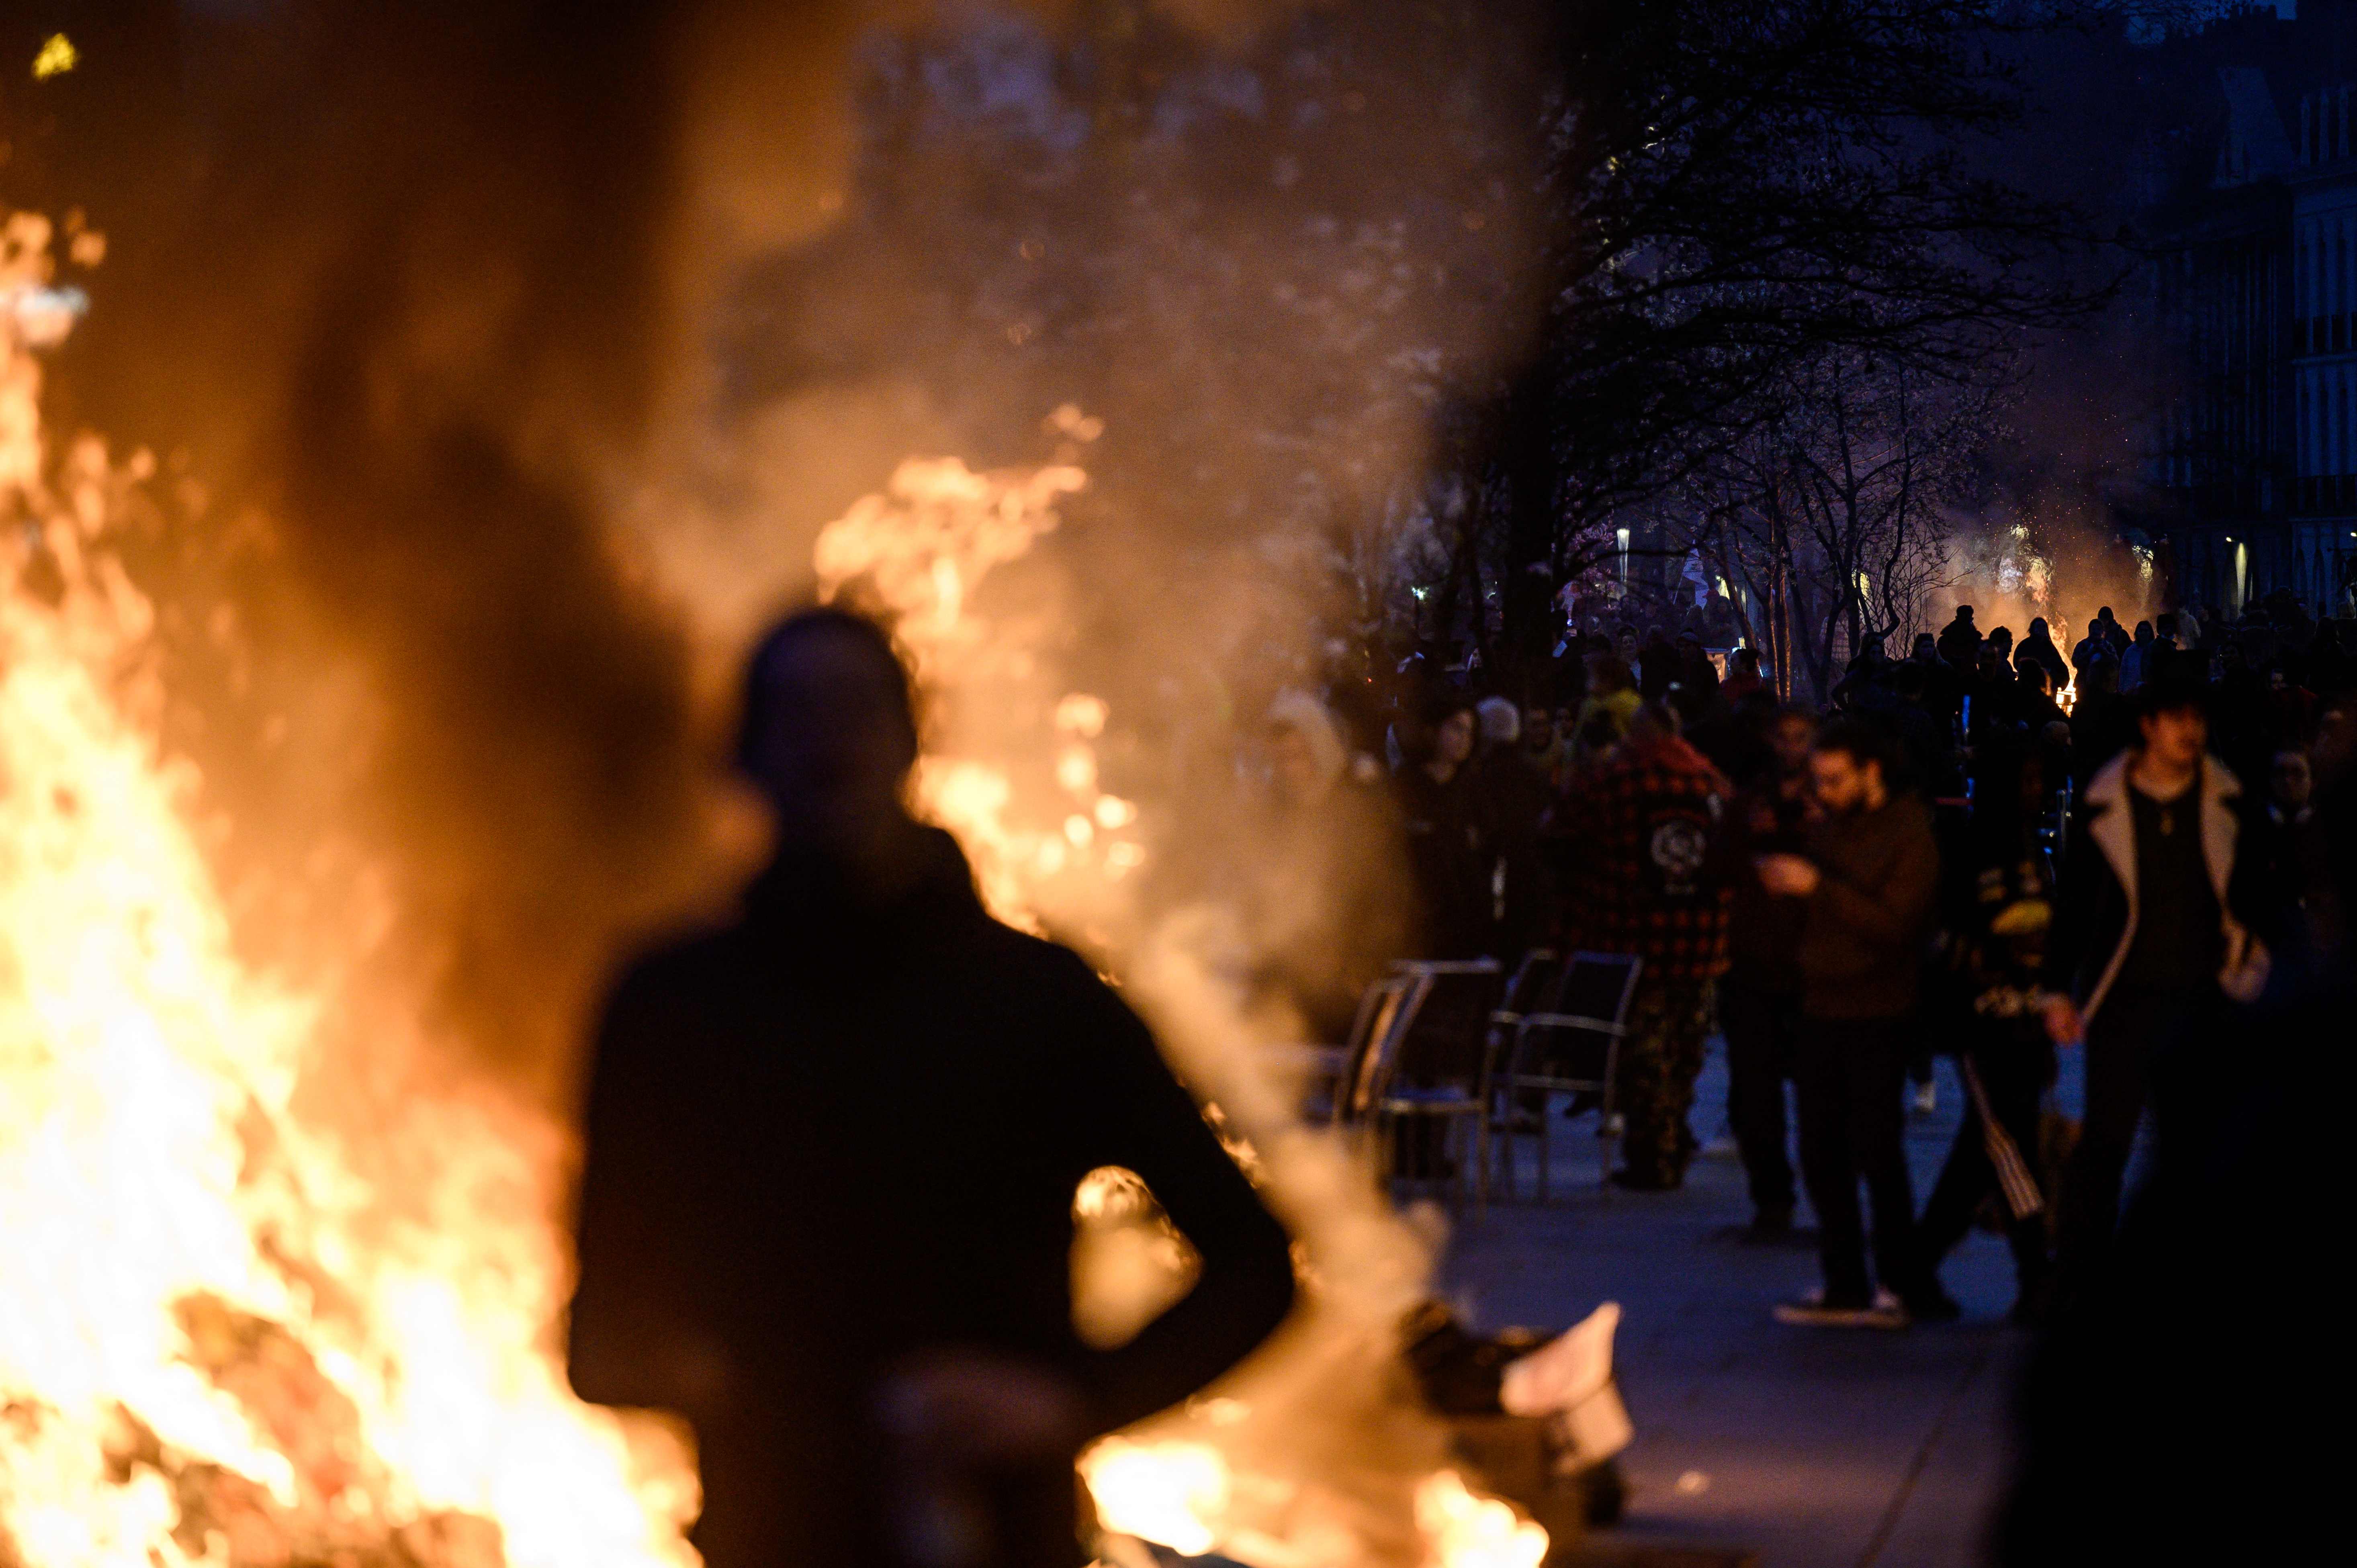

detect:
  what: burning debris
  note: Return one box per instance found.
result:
[2,213,696,1568]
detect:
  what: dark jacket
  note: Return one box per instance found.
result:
[1796,794,1940,1020]
[1397,761,1497,958]
[1722,771,1811,994]
[1938,615,1981,671]
[2017,630,2069,689]
[2048,752,2270,1023]
[568,830,1295,1568]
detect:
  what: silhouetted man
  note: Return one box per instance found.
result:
[568,608,1296,1568]
[1938,604,1981,670]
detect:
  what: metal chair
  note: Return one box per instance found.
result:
[1301,973,1416,1126]
[1493,952,1643,1199]
[1360,959,1504,1209]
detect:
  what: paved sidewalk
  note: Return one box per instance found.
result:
[1432,1045,2067,1568]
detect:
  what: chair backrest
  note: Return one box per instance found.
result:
[1498,948,1560,1018]
[1340,974,1420,1122]
[1551,951,1642,1028]
[1518,951,1643,1086]
[1384,959,1504,1095]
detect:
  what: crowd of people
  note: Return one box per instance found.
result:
[1260,590,2354,1332]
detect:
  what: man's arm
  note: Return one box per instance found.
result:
[1054,957,1296,1435]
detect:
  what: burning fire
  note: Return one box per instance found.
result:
[3,193,1543,1566]
[2,215,694,1567]
[810,435,1549,1568]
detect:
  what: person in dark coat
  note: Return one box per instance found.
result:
[1938,605,1982,671]
[1717,705,1819,1234]
[1757,719,1949,1325]
[2015,617,2069,691]
[1997,746,2355,1568]
[2041,673,2271,1309]
[2069,607,2126,676]
[567,609,1296,1568]
[1395,689,1496,959]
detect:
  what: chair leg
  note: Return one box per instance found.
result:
[1598,1053,1621,1192]
[1537,1098,1551,1204]
[1471,1111,1489,1214]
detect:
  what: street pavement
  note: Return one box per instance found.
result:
[1432,1043,2085,1568]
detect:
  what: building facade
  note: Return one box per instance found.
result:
[2138,5,2357,617]
[2291,79,2357,609]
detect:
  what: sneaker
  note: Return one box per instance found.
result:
[1774,1287,1909,1329]
[1911,1081,1938,1116]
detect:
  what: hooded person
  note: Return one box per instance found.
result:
[567,607,1296,1568]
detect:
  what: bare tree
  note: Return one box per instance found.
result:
[1682,350,2005,699]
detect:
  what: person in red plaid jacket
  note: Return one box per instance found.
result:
[1555,703,1735,1189]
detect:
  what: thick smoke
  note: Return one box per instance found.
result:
[19,1,1560,1558]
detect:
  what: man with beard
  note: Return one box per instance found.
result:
[567,609,1295,1568]
[1758,720,1949,1325]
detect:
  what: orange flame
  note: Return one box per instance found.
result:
[2,213,696,1568]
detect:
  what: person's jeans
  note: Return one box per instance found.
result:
[1796,1015,1923,1304]
[1719,978,1800,1216]
[2057,984,2216,1294]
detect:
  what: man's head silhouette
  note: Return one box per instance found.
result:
[739,607,924,874]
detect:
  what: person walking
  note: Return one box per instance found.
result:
[2042,673,2271,1308]
[1557,704,1733,1190]
[1758,720,1950,1325]
[569,609,1295,1568]
[1919,735,2060,1323]
[1719,705,1818,1235]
